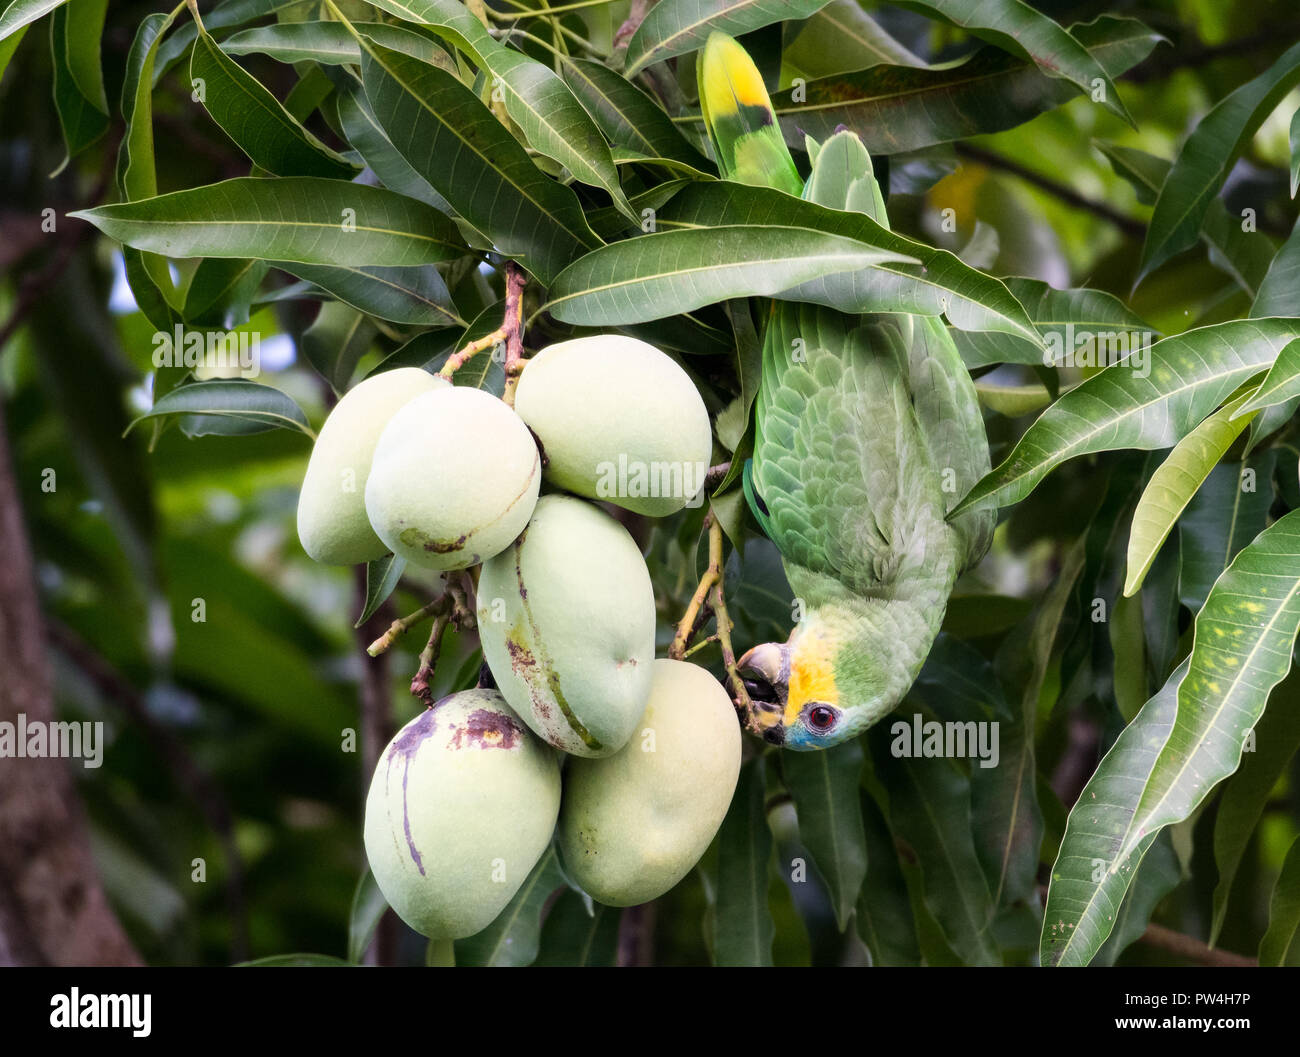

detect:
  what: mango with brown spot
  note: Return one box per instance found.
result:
[363,689,560,940]
[477,494,655,757]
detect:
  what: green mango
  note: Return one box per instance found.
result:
[297,367,447,564]
[363,689,561,940]
[477,494,655,757]
[513,335,713,517]
[365,386,541,570]
[558,659,742,906]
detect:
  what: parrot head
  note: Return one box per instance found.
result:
[738,611,890,750]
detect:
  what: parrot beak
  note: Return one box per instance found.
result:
[738,642,788,745]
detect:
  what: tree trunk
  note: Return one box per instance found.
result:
[0,395,141,966]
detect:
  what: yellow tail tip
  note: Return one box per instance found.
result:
[700,31,772,119]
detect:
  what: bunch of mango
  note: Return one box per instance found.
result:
[296,336,742,940]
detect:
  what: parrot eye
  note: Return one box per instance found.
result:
[806,705,838,734]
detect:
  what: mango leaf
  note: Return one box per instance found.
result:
[896,1,1132,123]
[1260,837,1300,966]
[953,276,1155,369]
[275,260,462,328]
[769,16,1157,153]
[1178,452,1276,611]
[1124,392,1257,597]
[1210,671,1300,944]
[545,225,914,326]
[956,318,1300,514]
[334,82,450,211]
[855,790,920,965]
[0,0,67,40]
[358,41,596,284]
[49,0,109,171]
[1251,218,1300,318]
[781,739,867,931]
[624,0,834,75]
[1054,511,1300,964]
[346,869,388,964]
[1097,141,1275,297]
[713,757,774,966]
[1234,338,1300,416]
[182,258,267,328]
[221,20,449,66]
[155,0,316,81]
[533,889,620,967]
[1140,38,1300,281]
[190,20,356,179]
[355,553,404,629]
[1041,659,1187,966]
[869,734,999,965]
[357,3,631,217]
[127,379,314,437]
[561,56,710,170]
[300,301,376,394]
[454,846,567,967]
[1093,832,1181,966]
[658,182,1041,341]
[72,177,465,268]
[783,1,927,78]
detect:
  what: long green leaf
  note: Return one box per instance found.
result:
[222,20,450,66]
[855,790,921,965]
[713,758,774,966]
[545,224,913,326]
[49,0,108,171]
[658,181,1040,341]
[0,0,66,41]
[1141,38,1300,280]
[182,257,267,328]
[769,17,1157,153]
[956,318,1300,514]
[299,301,376,394]
[1124,392,1257,597]
[1251,217,1300,318]
[624,0,834,75]
[275,260,461,328]
[783,0,927,78]
[561,56,710,169]
[155,0,317,82]
[358,41,595,284]
[1209,671,1300,944]
[128,379,314,437]
[334,81,450,212]
[1178,452,1276,611]
[1041,660,1187,966]
[346,869,387,964]
[894,0,1132,123]
[870,734,999,965]
[782,740,867,930]
[190,20,356,178]
[1098,141,1275,297]
[953,277,1156,369]
[1093,832,1181,966]
[72,177,464,267]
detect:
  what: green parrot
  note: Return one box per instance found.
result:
[698,32,995,750]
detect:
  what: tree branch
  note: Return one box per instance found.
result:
[1139,923,1256,967]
